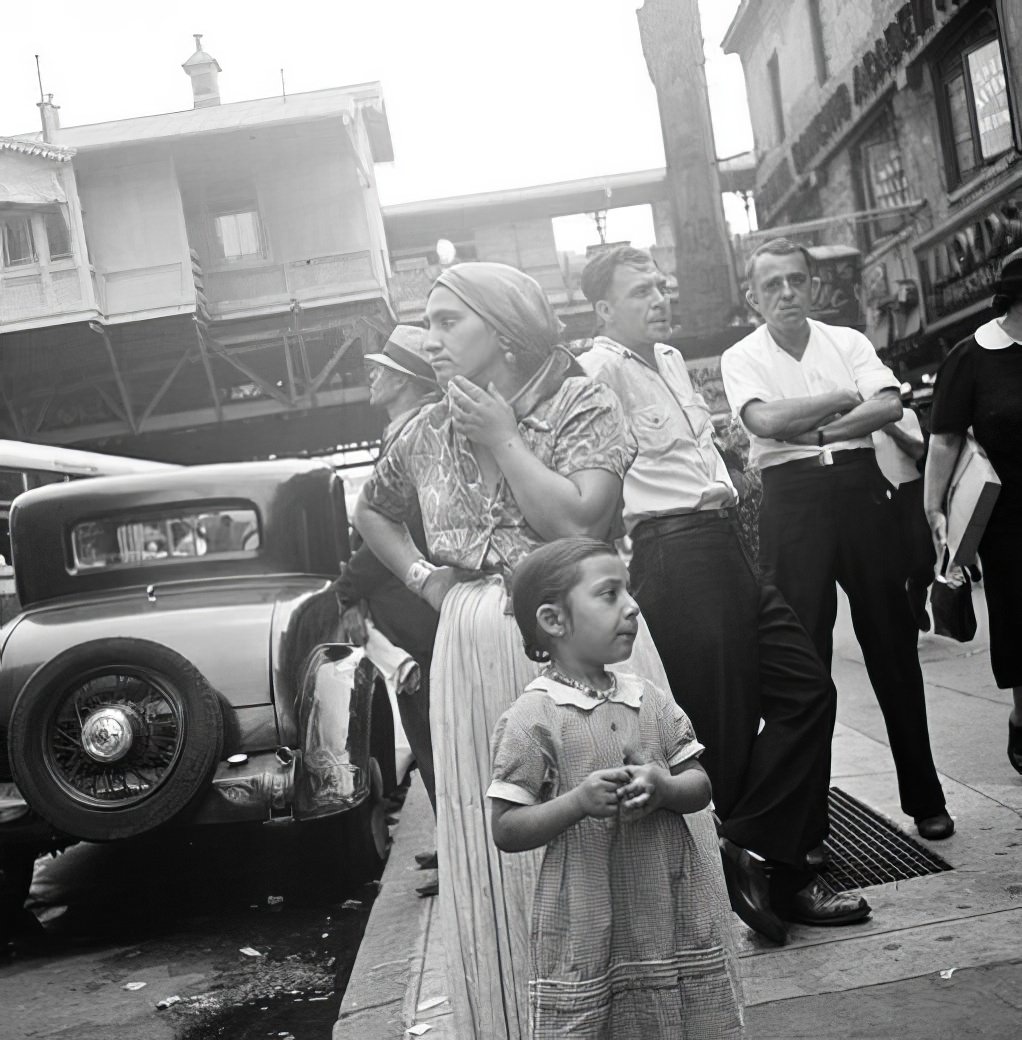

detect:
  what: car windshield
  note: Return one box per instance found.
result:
[71,506,260,570]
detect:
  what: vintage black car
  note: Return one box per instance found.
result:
[0,459,396,882]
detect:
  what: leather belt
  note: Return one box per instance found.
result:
[632,507,737,541]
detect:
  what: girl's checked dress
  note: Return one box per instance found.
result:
[488,671,744,1040]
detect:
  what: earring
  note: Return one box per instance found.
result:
[504,350,516,364]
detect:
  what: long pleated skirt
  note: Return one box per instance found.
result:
[431,576,672,1040]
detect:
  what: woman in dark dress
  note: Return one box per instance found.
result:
[924,248,1022,773]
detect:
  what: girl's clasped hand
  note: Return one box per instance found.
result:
[573,763,673,821]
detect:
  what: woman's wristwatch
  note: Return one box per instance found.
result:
[404,559,439,596]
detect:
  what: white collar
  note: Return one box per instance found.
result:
[974,317,1022,350]
[524,673,644,711]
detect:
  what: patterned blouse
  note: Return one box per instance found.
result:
[361,375,636,575]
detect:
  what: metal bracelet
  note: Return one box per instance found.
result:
[403,559,439,596]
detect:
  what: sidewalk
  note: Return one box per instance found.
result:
[337,590,1022,1039]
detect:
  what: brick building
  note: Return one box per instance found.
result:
[724,0,1021,382]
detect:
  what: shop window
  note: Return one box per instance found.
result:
[1,214,36,267]
[211,205,265,262]
[935,9,1014,190]
[855,109,912,250]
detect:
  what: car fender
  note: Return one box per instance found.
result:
[291,644,393,821]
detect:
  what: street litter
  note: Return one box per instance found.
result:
[407,1026,433,1036]
[417,996,447,1012]
[267,895,284,907]
[939,968,958,980]
[341,899,362,910]
[123,981,147,991]
[240,946,264,957]
[155,995,181,1010]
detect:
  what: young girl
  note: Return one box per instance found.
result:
[488,537,744,1040]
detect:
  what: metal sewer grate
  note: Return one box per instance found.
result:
[819,787,953,893]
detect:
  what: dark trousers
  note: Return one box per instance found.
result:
[759,452,945,819]
[398,655,436,815]
[630,511,836,869]
[892,478,936,624]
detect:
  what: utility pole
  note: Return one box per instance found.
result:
[637,0,739,336]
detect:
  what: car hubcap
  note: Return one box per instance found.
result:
[47,670,186,808]
[80,706,137,763]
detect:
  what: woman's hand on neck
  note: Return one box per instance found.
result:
[463,360,524,401]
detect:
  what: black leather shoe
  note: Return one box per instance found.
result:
[915,810,954,840]
[415,879,439,898]
[415,851,439,870]
[778,878,871,927]
[1009,721,1022,775]
[719,838,787,944]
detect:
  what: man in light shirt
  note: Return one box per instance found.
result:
[579,245,870,944]
[721,237,951,842]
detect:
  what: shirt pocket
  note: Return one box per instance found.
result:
[630,403,676,452]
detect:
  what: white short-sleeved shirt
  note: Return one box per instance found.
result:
[872,408,923,488]
[579,336,737,533]
[721,319,900,469]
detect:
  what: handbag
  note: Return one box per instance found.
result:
[930,569,977,643]
[945,433,1000,567]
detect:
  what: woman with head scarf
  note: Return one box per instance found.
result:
[354,263,716,1038]
[925,248,1022,774]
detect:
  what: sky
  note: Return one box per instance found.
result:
[0,0,754,240]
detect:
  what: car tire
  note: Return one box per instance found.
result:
[324,755,389,885]
[8,639,224,842]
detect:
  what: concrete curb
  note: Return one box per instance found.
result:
[335,776,436,1040]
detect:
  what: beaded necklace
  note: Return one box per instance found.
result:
[545,666,617,701]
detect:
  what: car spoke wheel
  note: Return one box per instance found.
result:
[46,670,186,810]
[9,639,223,842]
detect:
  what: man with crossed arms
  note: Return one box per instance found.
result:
[721,238,951,843]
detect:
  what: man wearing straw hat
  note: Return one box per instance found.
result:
[335,327,442,889]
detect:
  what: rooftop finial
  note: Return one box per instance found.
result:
[193,33,203,51]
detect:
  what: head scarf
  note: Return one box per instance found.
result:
[431,262,565,363]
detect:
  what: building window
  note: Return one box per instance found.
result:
[211,206,264,262]
[935,9,1014,190]
[767,52,785,143]
[43,209,72,260]
[808,0,829,84]
[1,214,36,267]
[855,109,911,250]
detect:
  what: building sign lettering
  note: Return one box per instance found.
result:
[917,190,1022,322]
[852,4,918,106]
[792,84,852,175]
[759,1,954,222]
